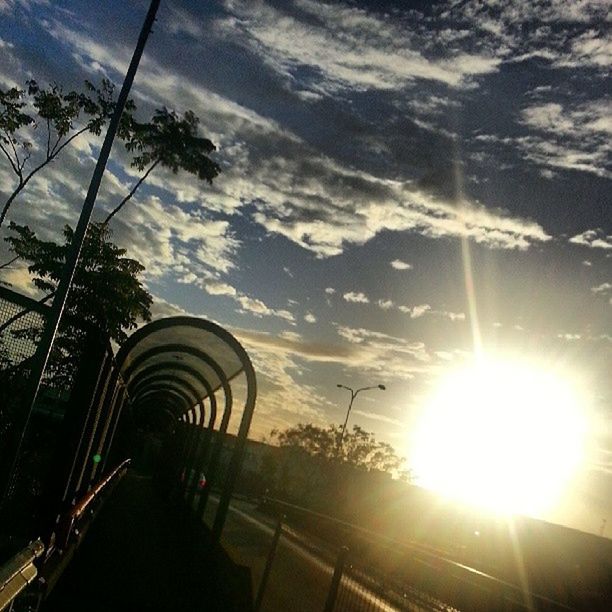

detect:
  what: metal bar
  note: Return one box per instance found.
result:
[0,540,44,612]
[55,458,130,550]
[55,327,109,506]
[324,546,349,612]
[0,286,50,314]
[72,349,114,496]
[97,384,125,474]
[254,514,284,611]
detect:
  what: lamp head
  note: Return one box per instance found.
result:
[378,384,386,390]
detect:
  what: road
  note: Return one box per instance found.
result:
[204,494,454,612]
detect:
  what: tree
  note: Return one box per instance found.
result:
[0,79,122,227]
[104,108,221,223]
[0,78,222,230]
[3,221,152,386]
[270,422,406,474]
[266,423,409,513]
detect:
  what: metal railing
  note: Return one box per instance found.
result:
[257,498,580,612]
[0,540,44,612]
[54,458,131,551]
[0,458,131,612]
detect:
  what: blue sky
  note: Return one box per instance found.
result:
[0,0,610,535]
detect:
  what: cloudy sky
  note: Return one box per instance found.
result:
[0,0,610,535]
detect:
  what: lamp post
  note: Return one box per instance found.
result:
[336,383,385,452]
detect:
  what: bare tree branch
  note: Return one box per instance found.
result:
[104,158,160,224]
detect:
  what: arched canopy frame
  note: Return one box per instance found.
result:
[114,316,257,540]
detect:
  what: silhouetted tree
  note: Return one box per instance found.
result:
[104,108,221,223]
[0,79,123,227]
[0,78,221,229]
[3,221,152,386]
[271,423,406,473]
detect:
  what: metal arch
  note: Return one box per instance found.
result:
[115,316,246,376]
[132,391,184,433]
[133,386,191,415]
[134,389,184,413]
[132,378,206,473]
[121,344,233,462]
[121,344,232,418]
[130,375,201,409]
[115,316,257,542]
[129,362,211,399]
[128,361,218,432]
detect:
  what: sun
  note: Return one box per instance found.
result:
[411,356,588,517]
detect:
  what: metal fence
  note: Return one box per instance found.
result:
[0,286,129,554]
[254,499,582,612]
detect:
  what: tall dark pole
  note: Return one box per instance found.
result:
[339,390,356,447]
[0,0,161,508]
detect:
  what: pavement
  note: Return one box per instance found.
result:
[42,472,253,612]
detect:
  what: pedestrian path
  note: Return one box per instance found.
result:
[42,472,253,612]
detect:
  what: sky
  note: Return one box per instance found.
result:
[0,0,610,536]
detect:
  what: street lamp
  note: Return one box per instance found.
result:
[336,383,386,451]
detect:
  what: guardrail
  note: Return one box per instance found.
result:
[0,459,131,611]
[55,458,131,551]
[0,539,44,612]
[259,497,580,612]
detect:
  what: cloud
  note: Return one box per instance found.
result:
[203,280,237,297]
[557,333,582,341]
[390,259,412,270]
[517,100,611,178]
[445,0,610,73]
[34,17,552,260]
[557,28,612,70]
[199,280,296,323]
[343,291,369,304]
[397,303,465,321]
[353,409,403,427]
[377,299,394,311]
[220,0,500,95]
[0,0,48,14]
[148,296,193,321]
[325,287,335,295]
[591,283,612,304]
[304,312,317,323]
[333,324,438,382]
[232,328,335,430]
[0,261,39,297]
[235,295,295,322]
[592,282,612,295]
[569,229,612,249]
[408,304,431,319]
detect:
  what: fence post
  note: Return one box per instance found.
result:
[323,546,349,612]
[254,514,284,611]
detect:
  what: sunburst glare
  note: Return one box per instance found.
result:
[411,356,589,517]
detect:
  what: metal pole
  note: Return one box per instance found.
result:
[323,546,349,612]
[336,384,385,454]
[254,514,284,611]
[0,0,161,508]
[338,392,356,451]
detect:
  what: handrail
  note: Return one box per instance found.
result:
[70,458,131,523]
[56,458,131,550]
[263,497,578,612]
[0,539,44,612]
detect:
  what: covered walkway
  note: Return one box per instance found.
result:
[43,470,252,611]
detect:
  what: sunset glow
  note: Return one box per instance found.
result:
[411,357,588,516]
